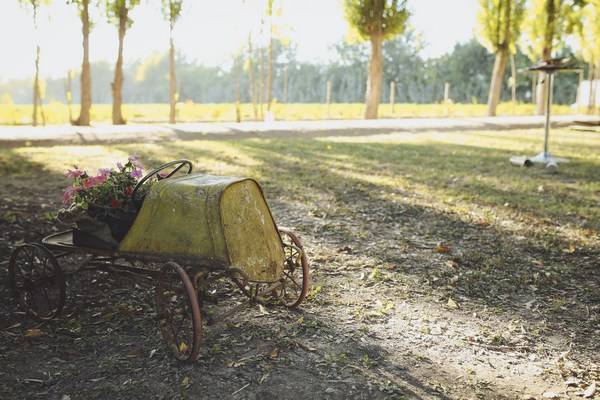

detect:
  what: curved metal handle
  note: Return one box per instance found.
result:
[132,159,193,199]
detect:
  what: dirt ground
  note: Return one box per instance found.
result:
[0,130,599,399]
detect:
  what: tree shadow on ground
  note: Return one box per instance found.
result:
[217,139,599,353]
[0,146,471,399]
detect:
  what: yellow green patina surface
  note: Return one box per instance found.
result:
[119,174,284,282]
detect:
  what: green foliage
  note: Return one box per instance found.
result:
[476,0,526,54]
[17,0,51,8]
[67,0,91,14]
[344,0,409,40]
[161,0,183,24]
[521,0,587,61]
[573,0,600,63]
[104,0,140,28]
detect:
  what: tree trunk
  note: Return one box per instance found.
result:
[65,69,73,122]
[258,47,264,120]
[536,2,555,116]
[247,33,257,120]
[486,50,508,116]
[168,23,177,124]
[283,65,288,103]
[267,30,273,111]
[32,4,40,127]
[588,62,596,114]
[510,53,517,105]
[365,34,383,119]
[531,75,537,104]
[74,0,92,126]
[536,72,548,115]
[112,11,127,125]
[235,57,241,123]
[33,44,41,127]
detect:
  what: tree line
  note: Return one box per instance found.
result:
[12,0,600,125]
[0,34,580,107]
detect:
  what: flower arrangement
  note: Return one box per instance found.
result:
[60,156,145,246]
[63,155,143,211]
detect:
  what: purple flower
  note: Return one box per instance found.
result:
[128,155,143,168]
[131,168,143,179]
[98,168,112,177]
[117,162,124,171]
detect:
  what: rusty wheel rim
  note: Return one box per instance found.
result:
[276,228,309,308]
[8,244,66,320]
[154,262,202,362]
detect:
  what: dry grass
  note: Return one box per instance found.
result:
[0,101,579,125]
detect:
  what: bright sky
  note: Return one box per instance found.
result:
[0,0,477,81]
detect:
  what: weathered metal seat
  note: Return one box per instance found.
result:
[120,174,284,283]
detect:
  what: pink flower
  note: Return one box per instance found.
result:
[63,187,76,204]
[65,168,83,179]
[124,186,134,197]
[82,174,107,189]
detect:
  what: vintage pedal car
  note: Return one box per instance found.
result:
[8,160,309,361]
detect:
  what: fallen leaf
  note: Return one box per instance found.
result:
[565,377,580,386]
[542,391,560,399]
[257,304,269,315]
[178,342,188,353]
[259,373,270,384]
[435,244,451,254]
[447,298,459,309]
[181,376,191,388]
[296,316,304,324]
[24,328,43,338]
[149,349,158,359]
[583,382,596,398]
[269,347,279,358]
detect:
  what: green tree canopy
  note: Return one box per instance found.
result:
[477,0,526,54]
[344,0,409,40]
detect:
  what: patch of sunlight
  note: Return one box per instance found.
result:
[318,131,423,144]
[171,141,261,168]
[15,146,130,175]
[322,157,599,249]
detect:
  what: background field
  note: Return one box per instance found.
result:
[0,102,579,125]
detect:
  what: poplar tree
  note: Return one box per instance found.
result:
[344,0,409,119]
[477,0,526,116]
[105,0,140,125]
[19,0,51,126]
[161,0,183,124]
[69,0,93,126]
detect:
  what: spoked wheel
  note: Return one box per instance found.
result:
[154,262,202,362]
[275,228,309,308]
[232,277,270,304]
[8,243,66,320]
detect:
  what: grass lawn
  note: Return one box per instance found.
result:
[0,101,579,125]
[1,127,599,398]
